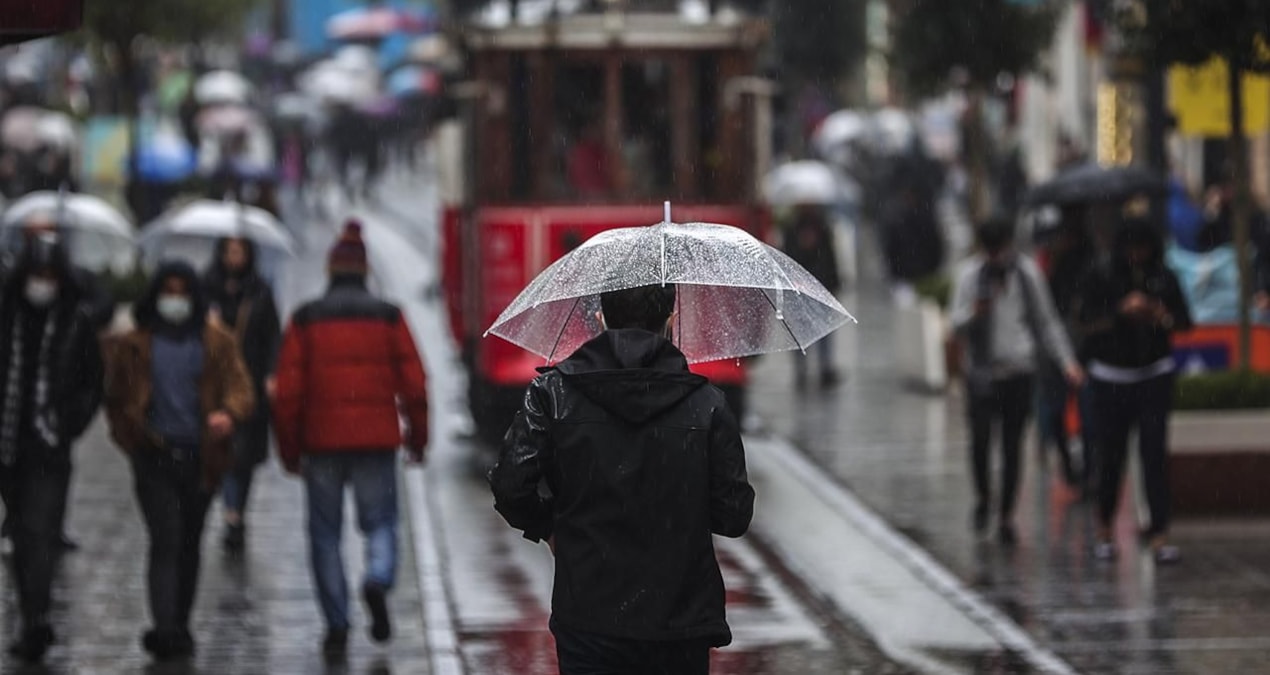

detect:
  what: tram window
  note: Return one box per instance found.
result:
[621,61,674,199]
[556,65,610,200]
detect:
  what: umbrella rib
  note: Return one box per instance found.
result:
[761,289,805,354]
[546,296,583,364]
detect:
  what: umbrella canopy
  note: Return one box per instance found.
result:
[1026,163,1167,207]
[486,219,856,364]
[300,63,379,103]
[131,133,198,183]
[327,6,433,41]
[195,104,262,137]
[1,191,136,272]
[34,111,78,150]
[141,200,294,263]
[871,107,916,156]
[387,65,442,97]
[194,70,252,105]
[812,109,869,167]
[764,160,859,207]
[1,106,45,152]
[408,35,451,64]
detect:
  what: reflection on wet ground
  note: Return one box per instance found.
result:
[750,285,1270,673]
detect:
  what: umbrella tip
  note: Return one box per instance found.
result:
[664,201,671,224]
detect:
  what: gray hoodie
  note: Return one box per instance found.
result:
[949,253,1077,379]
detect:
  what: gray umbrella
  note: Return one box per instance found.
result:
[1026,163,1166,207]
[486,216,856,364]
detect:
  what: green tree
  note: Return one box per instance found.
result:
[1118,1,1270,369]
[893,0,1057,220]
[83,0,262,115]
[773,0,866,88]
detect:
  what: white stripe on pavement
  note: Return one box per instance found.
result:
[751,435,1077,675]
[406,466,466,675]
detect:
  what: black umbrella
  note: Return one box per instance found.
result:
[1025,163,1166,207]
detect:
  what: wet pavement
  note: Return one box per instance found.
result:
[748,263,1270,673]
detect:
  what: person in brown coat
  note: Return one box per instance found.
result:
[103,261,254,662]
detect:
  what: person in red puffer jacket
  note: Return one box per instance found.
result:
[272,219,428,661]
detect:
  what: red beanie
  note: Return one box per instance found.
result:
[328,219,368,277]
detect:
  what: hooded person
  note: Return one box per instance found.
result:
[0,233,103,663]
[272,220,429,660]
[203,237,282,553]
[489,283,755,675]
[102,260,255,661]
[1076,217,1193,564]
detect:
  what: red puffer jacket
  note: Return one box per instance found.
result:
[273,280,428,468]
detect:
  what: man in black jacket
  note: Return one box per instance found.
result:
[489,283,754,675]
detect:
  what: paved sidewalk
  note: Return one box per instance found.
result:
[748,282,1270,674]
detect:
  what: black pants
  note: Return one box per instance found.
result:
[967,375,1034,521]
[1091,375,1174,535]
[0,452,70,631]
[550,617,710,675]
[132,448,213,634]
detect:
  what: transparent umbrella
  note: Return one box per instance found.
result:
[486,211,856,364]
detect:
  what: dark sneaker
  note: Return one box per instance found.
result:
[58,533,79,552]
[8,625,54,663]
[971,504,989,535]
[997,524,1018,547]
[363,582,392,643]
[322,629,349,662]
[142,629,190,661]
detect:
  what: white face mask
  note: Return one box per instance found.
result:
[24,279,58,307]
[157,295,193,324]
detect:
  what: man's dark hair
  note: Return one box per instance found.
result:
[976,217,1015,254]
[600,284,676,332]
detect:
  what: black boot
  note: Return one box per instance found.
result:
[8,625,54,663]
[223,522,245,554]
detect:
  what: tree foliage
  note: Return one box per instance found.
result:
[772,0,866,85]
[892,0,1058,96]
[84,0,262,48]
[1117,0,1270,73]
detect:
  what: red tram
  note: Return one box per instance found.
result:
[438,7,773,439]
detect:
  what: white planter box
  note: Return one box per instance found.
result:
[894,300,948,392]
[1170,410,1270,455]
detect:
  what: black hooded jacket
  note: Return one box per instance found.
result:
[1077,223,1193,370]
[489,329,754,646]
[204,239,281,403]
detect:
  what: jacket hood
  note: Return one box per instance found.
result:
[134,260,208,333]
[551,329,708,425]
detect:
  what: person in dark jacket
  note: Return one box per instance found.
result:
[782,205,842,388]
[102,261,255,661]
[1076,217,1193,564]
[489,283,755,675]
[273,220,429,660]
[881,184,945,305]
[204,237,281,553]
[0,233,102,663]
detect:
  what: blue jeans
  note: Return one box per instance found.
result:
[303,451,398,631]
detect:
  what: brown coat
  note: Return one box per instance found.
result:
[102,324,256,490]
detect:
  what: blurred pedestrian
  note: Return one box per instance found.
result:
[782,204,842,387]
[0,233,102,663]
[880,184,944,306]
[0,213,116,555]
[490,283,755,675]
[950,217,1084,545]
[204,237,281,554]
[273,220,429,660]
[1036,209,1097,488]
[102,262,255,661]
[1076,217,1192,563]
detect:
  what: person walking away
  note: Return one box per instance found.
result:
[1035,210,1097,488]
[782,204,843,387]
[102,262,255,660]
[204,237,281,554]
[1075,217,1192,563]
[0,233,102,662]
[490,284,755,675]
[272,220,429,660]
[880,184,945,306]
[950,218,1084,545]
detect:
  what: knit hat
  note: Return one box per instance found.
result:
[328,219,368,277]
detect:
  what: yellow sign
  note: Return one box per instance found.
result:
[1169,57,1270,137]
